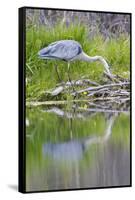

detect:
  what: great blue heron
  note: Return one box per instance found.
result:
[38,40,112,82]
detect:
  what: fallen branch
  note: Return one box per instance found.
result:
[92,96,130,102]
[87,88,109,97]
[72,82,130,96]
[103,71,130,83]
[77,107,129,114]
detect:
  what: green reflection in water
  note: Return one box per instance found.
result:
[26,106,130,192]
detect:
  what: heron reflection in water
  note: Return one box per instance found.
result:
[43,113,117,162]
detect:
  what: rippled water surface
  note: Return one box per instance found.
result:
[26,106,130,192]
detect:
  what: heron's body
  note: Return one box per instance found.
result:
[38,40,83,62]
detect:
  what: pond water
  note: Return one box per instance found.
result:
[26,105,130,192]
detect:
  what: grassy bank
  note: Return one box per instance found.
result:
[26,24,130,101]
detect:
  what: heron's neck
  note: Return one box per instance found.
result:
[79,52,97,62]
[80,52,111,75]
[83,115,116,149]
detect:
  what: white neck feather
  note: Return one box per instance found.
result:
[78,52,111,75]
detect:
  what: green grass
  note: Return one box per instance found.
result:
[26,23,130,101]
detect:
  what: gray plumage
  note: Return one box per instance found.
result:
[38,40,82,61]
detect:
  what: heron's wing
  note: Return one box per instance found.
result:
[39,40,82,61]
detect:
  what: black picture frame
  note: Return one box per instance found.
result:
[19,6,132,193]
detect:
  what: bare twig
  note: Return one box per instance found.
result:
[77,107,129,114]
[92,97,130,102]
[87,88,109,97]
[72,82,130,95]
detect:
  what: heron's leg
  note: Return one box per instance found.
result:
[67,62,76,93]
[67,62,71,83]
[54,64,61,82]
